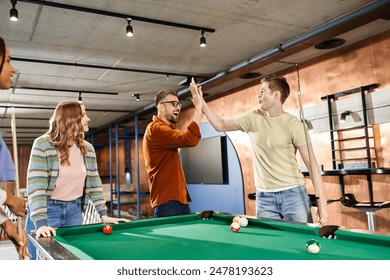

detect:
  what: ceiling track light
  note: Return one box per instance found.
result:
[132,93,140,101]
[15,0,215,41]
[10,0,18,22]
[200,30,206,48]
[126,18,133,37]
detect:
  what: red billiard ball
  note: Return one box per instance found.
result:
[230,222,240,233]
[103,224,113,235]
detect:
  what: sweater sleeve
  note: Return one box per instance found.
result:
[27,137,54,229]
[83,141,107,217]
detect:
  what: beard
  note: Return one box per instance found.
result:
[166,110,180,124]
[168,115,179,124]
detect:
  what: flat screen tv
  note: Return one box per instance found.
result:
[181,136,228,184]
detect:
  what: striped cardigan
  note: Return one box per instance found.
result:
[27,135,107,229]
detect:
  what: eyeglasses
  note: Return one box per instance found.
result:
[160,101,182,108]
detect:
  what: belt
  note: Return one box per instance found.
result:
[49,197,81,204]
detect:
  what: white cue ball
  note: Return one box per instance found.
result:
[238,217,248,227]
[306,239,321,254]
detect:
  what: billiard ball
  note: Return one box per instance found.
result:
[238,217,248,227]
[232,216,241,223]
[103,224,113,235]
[306,239,320,254]
[230,222,241,232]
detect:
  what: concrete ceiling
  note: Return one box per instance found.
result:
[1,0,390,144]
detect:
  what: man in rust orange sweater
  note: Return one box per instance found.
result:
[143,80,202,217]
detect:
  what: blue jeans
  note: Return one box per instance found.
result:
[256,185,313,223]
[154,200,191,218]
[26,198,83,260]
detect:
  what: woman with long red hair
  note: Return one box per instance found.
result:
[26,100,129,259]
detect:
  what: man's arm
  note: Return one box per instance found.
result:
[1,219,30,259]
[202,101,238,131]
[298,143,329,225]
[4,191,26,217]
[190,79,238,132]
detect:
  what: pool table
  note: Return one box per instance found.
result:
[28,210,390,260]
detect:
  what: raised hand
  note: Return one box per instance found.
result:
[189,77,204,108]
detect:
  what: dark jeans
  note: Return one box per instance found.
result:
[153,200,191,218]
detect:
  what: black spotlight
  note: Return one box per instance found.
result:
[200,30,206,48]
[10,0,18,22]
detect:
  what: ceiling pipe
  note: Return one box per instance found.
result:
[91,0,390,134]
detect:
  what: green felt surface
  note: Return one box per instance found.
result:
[52,213,390,260]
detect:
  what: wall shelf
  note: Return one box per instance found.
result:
[317,83,389,231]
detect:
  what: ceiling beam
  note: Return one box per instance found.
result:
[0,105,130,113]
[11,57,210,80]
[11,86,118,95]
